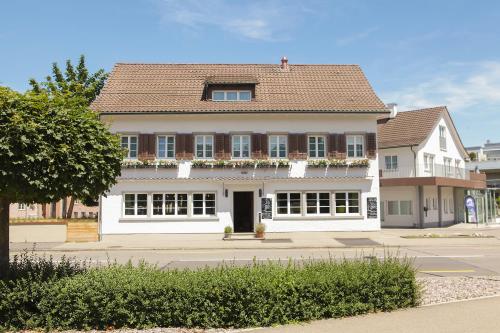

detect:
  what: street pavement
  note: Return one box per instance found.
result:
[257,296,500,333]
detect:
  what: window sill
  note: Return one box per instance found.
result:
[119,216,219,223]
[272,215,364,221]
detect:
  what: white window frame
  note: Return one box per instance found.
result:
[443,198,448,214]
[157,135,175,159]
[455,159,462,178]
[333,191,361,216]
[424,154,435,175]
[121,135,138,159]
[449,198,455,213]
[444,157,453,177]
[269,135,288,159]
[151,193,188,217]
[192,192,216,216]
[308,135,326,159]
[346,135,364,158]
[276,192,302,216]
[123,193,148,216]
[439,125,447,151]
[384,155,398,170]
[399,200,413,215]
[232,134,251,159]
[195,135,214,159]
[212,90,252,102]
[305,192,331,216]
[387,200,399,215]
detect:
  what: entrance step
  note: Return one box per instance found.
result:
[224,233,263,241]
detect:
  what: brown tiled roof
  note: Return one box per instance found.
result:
[377,106,446,148]
[91,63,387,114]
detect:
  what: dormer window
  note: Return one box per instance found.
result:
[212,90,251,101]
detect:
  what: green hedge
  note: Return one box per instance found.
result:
[0,254,420,330]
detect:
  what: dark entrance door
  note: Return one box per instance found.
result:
[233,191,254,232]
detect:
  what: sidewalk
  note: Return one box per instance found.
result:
[16,226,500,252]
[258,296,500,333]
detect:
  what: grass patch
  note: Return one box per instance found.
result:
[0,253,421,330]
[402,233,494,239]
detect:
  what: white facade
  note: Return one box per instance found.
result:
[379,111,469,228]
[100,113,382,234]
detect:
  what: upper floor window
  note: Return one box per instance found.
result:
[269,135,287,159]
[444,157,453,177]
[384,155,398,170]
[232,135,250,159]
[121,135,138,159]
[212,90,251,101]
[424,154,434,174]
[439,125,447,151]
[18,203,26,210]
[157,135,175,159]
[308,136,326,158]
[347,135,364,158]
[195,135,214,159]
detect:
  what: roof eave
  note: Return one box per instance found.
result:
[97,109,391,115]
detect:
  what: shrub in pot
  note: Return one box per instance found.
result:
[255,223,266,238]
[224,226,233,239]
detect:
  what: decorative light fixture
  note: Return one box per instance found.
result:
[225,189,229,197]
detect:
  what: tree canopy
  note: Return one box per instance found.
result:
[0,86,123,274]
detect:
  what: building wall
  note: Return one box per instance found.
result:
[378,147,416,177]
[380,186,418,227]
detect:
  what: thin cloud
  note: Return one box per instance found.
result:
[382,61,500,115]
[336,26,379,46]
[156,0,316,41]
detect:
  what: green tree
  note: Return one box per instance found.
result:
[29,55,109,217]
[0,87,123,276]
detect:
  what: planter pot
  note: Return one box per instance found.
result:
[255,231,265,239]
[224,233,232,239]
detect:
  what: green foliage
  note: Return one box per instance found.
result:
[0,255,420,330]
[224,226,233,234]
[255,223,266,233]
[29,55,108,106]
[468,152,477,161]
[0,86,122,204]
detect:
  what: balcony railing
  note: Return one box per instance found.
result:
[380,163,469,180]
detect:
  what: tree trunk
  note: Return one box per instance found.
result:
[0,198,10,278]
[42,204,46,218]
[66,197,75,219]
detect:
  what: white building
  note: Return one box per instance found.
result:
[378,105,486,228]
[466,140,500,188]
[92,59,388,235]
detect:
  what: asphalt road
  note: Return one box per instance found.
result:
[10,243,500,277]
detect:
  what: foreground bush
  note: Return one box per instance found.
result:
[1,255,420,330]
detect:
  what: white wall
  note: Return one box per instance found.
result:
[380,186,418,227]
[378,147,416,178]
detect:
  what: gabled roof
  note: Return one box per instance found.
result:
[91,63,387,114]
[377,106,446,148]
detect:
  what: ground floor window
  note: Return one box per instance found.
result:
[306,192,330,215]
[387,200,412,215]
[152,193,188,216]
[124,193,147,216]
[276,192,302,215]
[334,191,360,215]
[192,193,216,216]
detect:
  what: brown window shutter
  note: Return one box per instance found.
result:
[175,134,185,159]
[338,134,346,159]
[223,134,231,159]
[366,133,376,159]
[288,134,296,159]
[215,133,225,160]
[148,134,156,159]
[138,134,154,161]
[260,134,268,158]
[328,134,338,158]
[297,134,307,159]
[251,133,262,159]
[184,134,194,160]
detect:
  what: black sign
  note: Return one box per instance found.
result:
[261,198,272,219]
[367,197,378,219]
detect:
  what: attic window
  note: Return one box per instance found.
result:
[212,90,251,102]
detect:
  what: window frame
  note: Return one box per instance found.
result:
[346,134,365,158]
[18,203,26,210]
[387,200,399,215]
[269,135,288,159]
[151,193,188,217]
[308,135,326,159]
[212,90,252,102]
[333,191,361,216]
[195,135,214,160]
[192,192,217,216]
[120,135,138,159]
[123,193,148,217]
[231,134,251,159]
[276,192,302,216]
[384,155,398,170]
[439,125,447,151]
[424,153,435,175]
[156,135,176,160]
[305,192,331,216]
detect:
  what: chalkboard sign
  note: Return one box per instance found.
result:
[261,198,272,219]
[367,197,378,219]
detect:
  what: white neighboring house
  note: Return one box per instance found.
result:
[91,58,388,235]
[466,140,500,188]
[378,105,486,228]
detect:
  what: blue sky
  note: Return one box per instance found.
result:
[1,0,500,146]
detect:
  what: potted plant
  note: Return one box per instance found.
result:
[224,226,233,239]
[255,223,266,239]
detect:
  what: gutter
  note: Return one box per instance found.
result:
[410,145,417,177]
[97,110,391,116]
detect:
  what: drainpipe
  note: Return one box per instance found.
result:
[410,145,417,177]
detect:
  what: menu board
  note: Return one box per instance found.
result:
[367,197,378,219]
[261,198,272,220]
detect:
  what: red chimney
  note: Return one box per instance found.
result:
[280,56,289,71]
